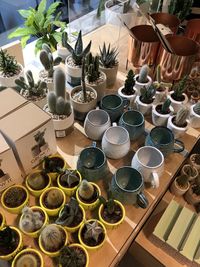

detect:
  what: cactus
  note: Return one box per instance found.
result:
[173,75,188,100]
[123,69,135,95]
[193,102,200,115]
[99,42,118,68]
[59,246,86,267]
[140,85,156,104]
[27,172,46,190]
[0,49,20,76]
[154,65,172,90]
[19,207,43,233]
[54,68,66,99]
[46,189,63,208]
[39,44,62,78]
[60,169,80,187]
[99,193,120,216]
[86,52,100,83]
[168,0,193,21]
[61,32,68,48]
[174,106,189,127]
[84,220,104,243]
[40,225,63,251]
[4,187,26,207]
[64,30,91,66]
[161,99,171,114]
[176,174,189,188]
[138,65,149,83]
[78,180,95,201]
[15,254,38,267]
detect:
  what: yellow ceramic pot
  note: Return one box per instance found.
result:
[25,170,51,197]
[98,200,125,229]
[39,187,66,216]
[76,182,101,211]
[0,227,23,261]
[38,224,68,257]
[0,212,6,230]
[78,219,106,251]
[42,154,67,181]
[11,248,44,267]
[57,170,82,196]
[19,206,49,238]
[1,185,29,214]
[58,204,85,233]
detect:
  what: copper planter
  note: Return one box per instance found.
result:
[151,12,180,34]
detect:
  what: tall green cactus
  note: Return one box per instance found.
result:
[86,52,100,83]
[54,68,66,99]
[138,65,149,83]
[174,106,189,127]
[173,75,187,100]
[193,102,200,115]
[161,99,171,114]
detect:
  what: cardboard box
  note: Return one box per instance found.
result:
[0,133,22,192]
[0,102,57,175]
[0,88,28,119]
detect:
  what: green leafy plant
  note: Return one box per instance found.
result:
[59,246,86,267]
[122,69,135,95]
[174,106,189,127]
[86,53,100,83]
[8,0,66,53]
[140,85,156,104]
[99,43,118,68]
[172,76,188,101]
[168,0,193,21]
[0,49,21,77]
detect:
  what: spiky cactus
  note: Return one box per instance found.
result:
[40,225,63,251]
[193,102,200,115]
[60,169,80,187]
[161,99,171,114]
[173,75,188,100]
[86,53,100,83]
[15,254,38,267]
[64,31,91,66]
[123,69,135,95]
[138,65,149,83]
[0,49,20,76]
[99,42,118,68]
[40,44,62,78]
[174,106,189,127]
[59,246,86,267]
[84,220,104,243]
[46,189,63,208]
[140,85,156,104]
[19,207,43,233]
[78,180,94,201]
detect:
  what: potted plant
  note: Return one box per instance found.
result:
[152,99,173,126]
[0,212,5,230]
[0,49,24,88]
[57,32,70,61]
[57,169,82,196]
[1,185,29,214]
[0,226,23,261]
[85,52,106,102]
[190,102,200,129]
[70,57,97,121]
[65,30,91,86]
[56,198,85,233]
[78,219,106,250]
[59,244,89,267]
[25,170,51,197]
[15,70,47,108]
[19,206,48,238]
[76,180,101,210]
[190,153,200,171]
[135,84,156,115]
[11,248,44,267]
[98,194,125,229]
[118,69,137,106]
[170,174,190,196]
[168,75,188,113]
[8,0,66,53]
[134,65,152,94]
[167,106,189,137]
[38,224,68,257]
[184,181,200,206]
[39,187,66,217]
[99,42,118,87]
[181,164,198,183]
[44,68,74,138]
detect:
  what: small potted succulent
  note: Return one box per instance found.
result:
[98,194,125,229]
[170,174,190,196]
[39,187,66,216]
[85,52,106,102]
[70,57,97,121]
[57,169,82,196]
[65,30,92,86]
[0,226,23,261]
[0,49,24,88]
[59,244,89,267]
[190,153,200,171]
[78,219,106,250]
[15,70,47,108]
[19,206,48,238]
[57,32,70,60]
[181,164,198,183]
[0,212,5,230]
[99,42,118,87]
[135,84,156,115]
[152,99,173,126]
[38,224,68,257]
[118,69,137,106]
[56,198,85,233]
[25,170,51,197]
[167,106,189,137]
[134,65,152,94]
[190,102,200,129]
[39,44,62,91]
[44,68,74,138]
[76,180,101,210]
[184,180,200,206]
[11,248,44,267]
[168,75,188,113]
[1,185,29,214]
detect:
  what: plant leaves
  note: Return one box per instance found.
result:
[38,0,47,14]
[52,32,62,43]
[53,21,66,29]
[18,9,32,19]
[8,27,37,39]
[46,2,61,17]
[21,35,31,47]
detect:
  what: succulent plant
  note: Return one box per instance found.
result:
[59,246,86,267]
[78,180,95,201]
[27,172,46,190]
[84,220,104,243]
[46,189,63,208]
[99,193,120,216]
[19,207,43,233]
[60,170,80,187]
[40,224,63,251]
[15,254,38,267]
[193,102,200,115]
[43,156,64,173]
[0,49,20,76]
[39,44,62,78]
[86,52,100,83]
[99,42,118,68]
[176,174,189,188]
[122,69,135,95]
[172,75,188,100]
[138,65,149,83]
[174,106,189,127]
[64,30,91,66]
[140,85,156,104]
[154,65,172,90]
[4,187,26,207]
[0,227,18,252]
[161,99,171,114]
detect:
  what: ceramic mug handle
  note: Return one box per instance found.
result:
[150,172,159,188]
[137,192,149,209]
[173,139,185,153]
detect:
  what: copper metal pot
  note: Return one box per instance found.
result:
[151,12,180,34]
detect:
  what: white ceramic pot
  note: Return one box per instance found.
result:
[167,115,188,138]
[99,64,118,87]
[0,63,24,88]
[85,71,106,102]
[57,43,70,60]
[167,91,188,113]
[65,55,81,86]
[154,87,167,104]
[152,103,173,126]
[135,95,154,116]
[190,104,200,129]
[118,86,137,108]
[134,74,152,95]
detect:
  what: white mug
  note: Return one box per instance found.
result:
[131,146,164,188]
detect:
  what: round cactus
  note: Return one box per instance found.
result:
[46,189,63,208]
[27,173,46,190]
[40,225,63,251]
[78,180,94,200]
[138,65,149,83]
[15,254,38,267]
